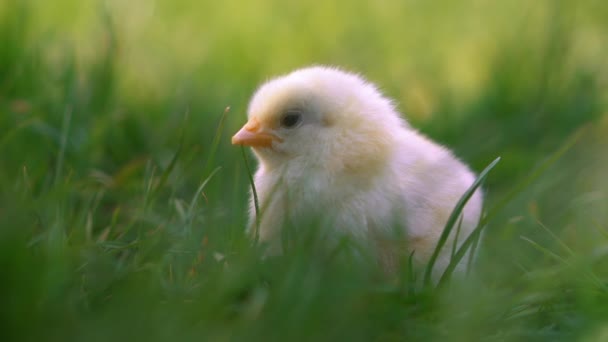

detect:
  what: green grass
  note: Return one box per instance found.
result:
[1,0,608,341]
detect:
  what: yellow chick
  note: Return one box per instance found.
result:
[232,66,482,279]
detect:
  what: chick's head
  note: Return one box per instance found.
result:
[232,66,407,178]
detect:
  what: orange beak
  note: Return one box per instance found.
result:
[231,117,281,148]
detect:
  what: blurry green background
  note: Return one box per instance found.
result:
[1,0,607,341]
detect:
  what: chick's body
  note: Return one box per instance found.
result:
[233,66,482,277]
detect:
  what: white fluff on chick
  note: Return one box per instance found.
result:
[232,66,482,278]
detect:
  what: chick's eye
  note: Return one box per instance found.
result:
[280,112,302,129]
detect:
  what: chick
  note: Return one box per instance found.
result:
[232,66,482,278]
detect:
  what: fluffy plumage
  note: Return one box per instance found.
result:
[232,66,482,278]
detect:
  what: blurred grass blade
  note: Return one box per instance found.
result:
[141,161,157,212]
[482,127,586,226]
[241,146,260,243]
[520,235,567,264]
[535,220,577,257]
[407,250,416,296]
[54,105,72,185]
[152,144,183,197]
[0,117,40,152]
[188,166,221,216]
[533,220,607,290]
[154,138,183,195]
[439,128,586,287]
[423,156,501,286]
[151,110,190,199]
[203,106,230,176]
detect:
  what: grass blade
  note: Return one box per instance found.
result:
[466,222,482,275]
[241,146,260,243]
[151,109,190,199]
[450,214,464,261]
[423,156,501,286]
[153,141,183,198]
[533,220,607,290]
[203,106,230,176]
[520,236,568,264]
[518,235,605,288]
[534,220,577,257]
[188,166,222,216]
